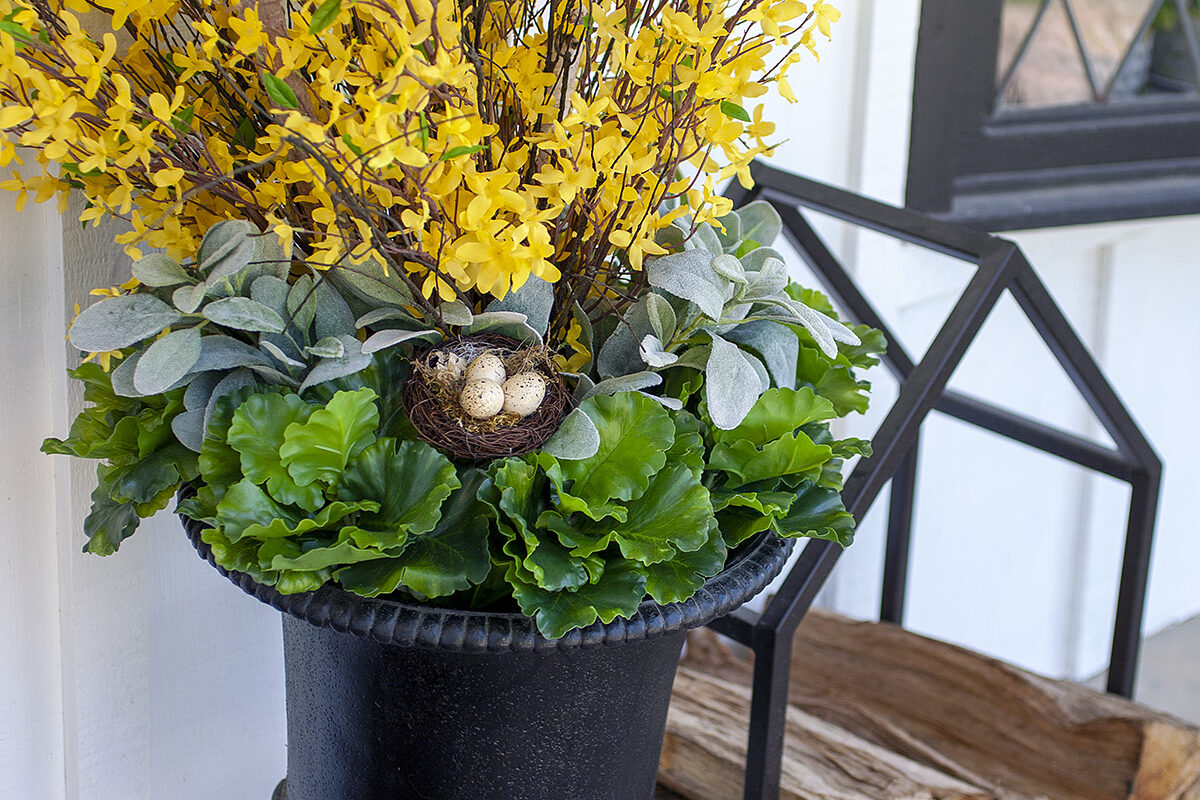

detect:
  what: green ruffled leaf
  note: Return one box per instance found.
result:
[336,469,492,598]
[774,482,856,546]
[714,386,836,447]
[535,453,627,523]
[486,458,590,592]
[280,388,379,488]
[710,484,797,517]
[105,442,193,505]
[227,392,323,511]
[667,410,706,477]
[796,346,871,416]
[716,507,777,547]
[196,386,262,500]
[710,431,833,488]
[557,393,675,506]
[259,537,383,572]
[200,522,264,577]
[82,465,140,555]
[215,478,377,541]
[643,522,727,603]
[510,559,647,639]
[544,461,713,566]
[610,463,712,564]
[337,438,460,547]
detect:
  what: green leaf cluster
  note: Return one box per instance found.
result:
[703,386,865,548]
[179,386,490,598]
[41,362,198,555]
[479,393,725,638]
[587,201,875,432]
[68,219,437,456]
[45,206,887,641]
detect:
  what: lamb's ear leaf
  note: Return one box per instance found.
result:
[287,274,318,334]
[132,253,192,287]
[583,371,662,398]
[509,558,648,640]
[723,320,798,390]
[465,310,540,345]
[279,388,380,488]
[704,334,761,430]
[644,292,677,342]
[202,297,286,334]
[331,255,414,307]
[715,209,742,252]
[69,294,182,352]
[645,250,728,321]
[639,334,678,368]
[336,469,492,598]
[133,327,203,395]
[488,275,554,337]
[736,201,782,248]
[197,220,258,283]
[314,278,357,340]
[298,335,372,392]
[540,407,601,461]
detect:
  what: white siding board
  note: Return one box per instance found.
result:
[0,187,68,800]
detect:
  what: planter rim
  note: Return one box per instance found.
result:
[182,513,792,652]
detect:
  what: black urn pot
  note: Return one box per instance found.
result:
[184,518,791,800]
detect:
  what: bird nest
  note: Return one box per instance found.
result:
[403,334,569,461]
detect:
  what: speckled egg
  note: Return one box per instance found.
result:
[465,352,507,385]
[502,372,547,417]
[460,380,505,419]
[431,351,466,382]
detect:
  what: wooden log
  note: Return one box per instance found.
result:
[663,612,1200,800]
[660,668,996,800]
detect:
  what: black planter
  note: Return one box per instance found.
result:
[184,518,791,800]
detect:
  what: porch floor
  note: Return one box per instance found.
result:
[1084,612,1200,726]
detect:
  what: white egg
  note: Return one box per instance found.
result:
[466,352,507,385]
[460,380,505,419]
[502,372,547,417]
[431,351,466,381]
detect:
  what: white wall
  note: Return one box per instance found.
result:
[0,170,67,800]
[0,195,287,800]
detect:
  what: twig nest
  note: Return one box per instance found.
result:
[403,334,569,461]
[466,352,507,385]
[502,372,547,417]
[461,380,506,419]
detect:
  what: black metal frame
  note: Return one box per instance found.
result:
[907,0,1200,231]
[715,162,1163,800]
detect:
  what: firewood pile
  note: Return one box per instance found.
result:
[658,612,1200,800]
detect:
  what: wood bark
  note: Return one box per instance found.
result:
[660,611,1200,800]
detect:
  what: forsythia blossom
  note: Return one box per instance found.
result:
[0,0,835,304]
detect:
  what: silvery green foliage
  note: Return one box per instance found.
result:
[594,200,862,430]
[487,275,554,338]
[69,221,436,452]
[541,406,602,460]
